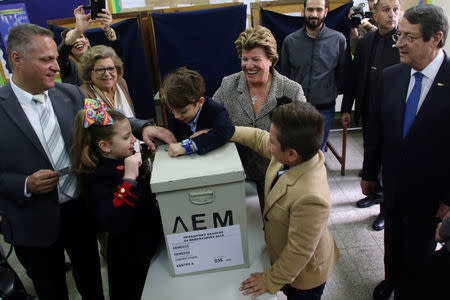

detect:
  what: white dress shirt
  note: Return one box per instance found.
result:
[407,49,444,113]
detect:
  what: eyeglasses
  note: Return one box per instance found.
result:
[91,66,117,75]
[392,33,422,44]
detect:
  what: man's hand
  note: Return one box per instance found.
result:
[142,125,176,153]
[347,8,355,20]
[189,129,211,139]
[341,112,351,127]
[124,153,142,180]
[239,272,268,299]
[168,143,187,157]
[360,18,376,31]
[27,170,59,194]
[436,222,443,242]
[436,203,450,220]
[361,179,376,196]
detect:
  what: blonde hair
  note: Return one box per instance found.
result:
[234,26,279,67]
[71,109,127,174]
[78,45,124,85]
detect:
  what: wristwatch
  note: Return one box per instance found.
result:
[181,139,194,155]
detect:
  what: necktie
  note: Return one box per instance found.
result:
[32,94,76,200]
[402,72,424,139]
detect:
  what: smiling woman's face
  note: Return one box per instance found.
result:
[68,29,90,58]
[240,47,272,86]
[90,57,118,92]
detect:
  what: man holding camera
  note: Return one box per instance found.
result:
[349,0,378,54]
[341,0,400,235]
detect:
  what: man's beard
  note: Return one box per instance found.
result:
[305,17,326,30]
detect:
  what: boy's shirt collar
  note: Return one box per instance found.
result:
[187,104,203,133]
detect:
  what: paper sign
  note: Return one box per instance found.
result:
[166,225,244,275]
[122,0,146,9]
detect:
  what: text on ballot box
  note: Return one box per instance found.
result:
[150,142,249,276]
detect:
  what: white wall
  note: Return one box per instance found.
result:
[433,0,449,52]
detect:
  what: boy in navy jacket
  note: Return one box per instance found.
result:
[160,67,234,157]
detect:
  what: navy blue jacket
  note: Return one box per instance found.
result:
[168,96,235,154]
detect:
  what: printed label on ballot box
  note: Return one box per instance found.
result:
[166,224,244,275]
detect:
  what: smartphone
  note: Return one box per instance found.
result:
[83,0,106,20]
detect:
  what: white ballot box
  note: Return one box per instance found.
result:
[141,182,277,300]
[151,142,249,276]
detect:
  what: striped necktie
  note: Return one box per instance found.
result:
[32,94,76,201]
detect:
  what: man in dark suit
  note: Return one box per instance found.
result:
[341,0,401,232]
[0,23,174,300]
[361,4,450,299]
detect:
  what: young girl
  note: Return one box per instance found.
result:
[71,98,161,300]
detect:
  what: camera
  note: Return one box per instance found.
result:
[83,0,106,20]
[350,4,373,28]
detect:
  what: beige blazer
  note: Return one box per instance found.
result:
[80,76,135,116]
[231,126,339,293]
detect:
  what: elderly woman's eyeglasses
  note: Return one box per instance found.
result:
[91,66,117,75]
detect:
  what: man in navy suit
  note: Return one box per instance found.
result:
[361,4,450,299]
[0,23,174,300]
[342,0,401,232]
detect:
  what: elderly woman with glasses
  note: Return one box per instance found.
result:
[213,26,305,211]
[79,45,135,117]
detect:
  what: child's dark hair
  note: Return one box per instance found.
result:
[159,67,206,109]
[270,98,325,161]
[71,109,127,173]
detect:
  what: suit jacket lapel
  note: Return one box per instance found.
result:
[0,83,48,159]
[263,160,286,217]
[48,88,73,149]
[256,70,279,120]
[391,64,411,140]
[237,73,255,121]
[405,54,450,139]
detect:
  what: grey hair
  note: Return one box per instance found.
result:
[404,4,448,48]
[6,23,53,67]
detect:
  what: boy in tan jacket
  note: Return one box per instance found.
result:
[234,99,339,299]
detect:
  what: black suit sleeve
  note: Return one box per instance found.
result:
[192,99,235,155]
[341,42,362,114]
[362,69,384,181]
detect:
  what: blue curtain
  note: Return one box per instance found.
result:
[1,0,86,28]
[151,5,246,97]
[260,1,353,72]
[49,18,155,119]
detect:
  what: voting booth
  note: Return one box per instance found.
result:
[150,142,249,276]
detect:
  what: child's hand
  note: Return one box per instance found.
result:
[124,153,142,180]
[240,272,268,299]
[168,143,186,157]
[189,129,211,139]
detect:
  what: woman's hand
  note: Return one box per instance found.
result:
[73,5,91,35]
[96,8,113,31]
[124,153,142,180]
